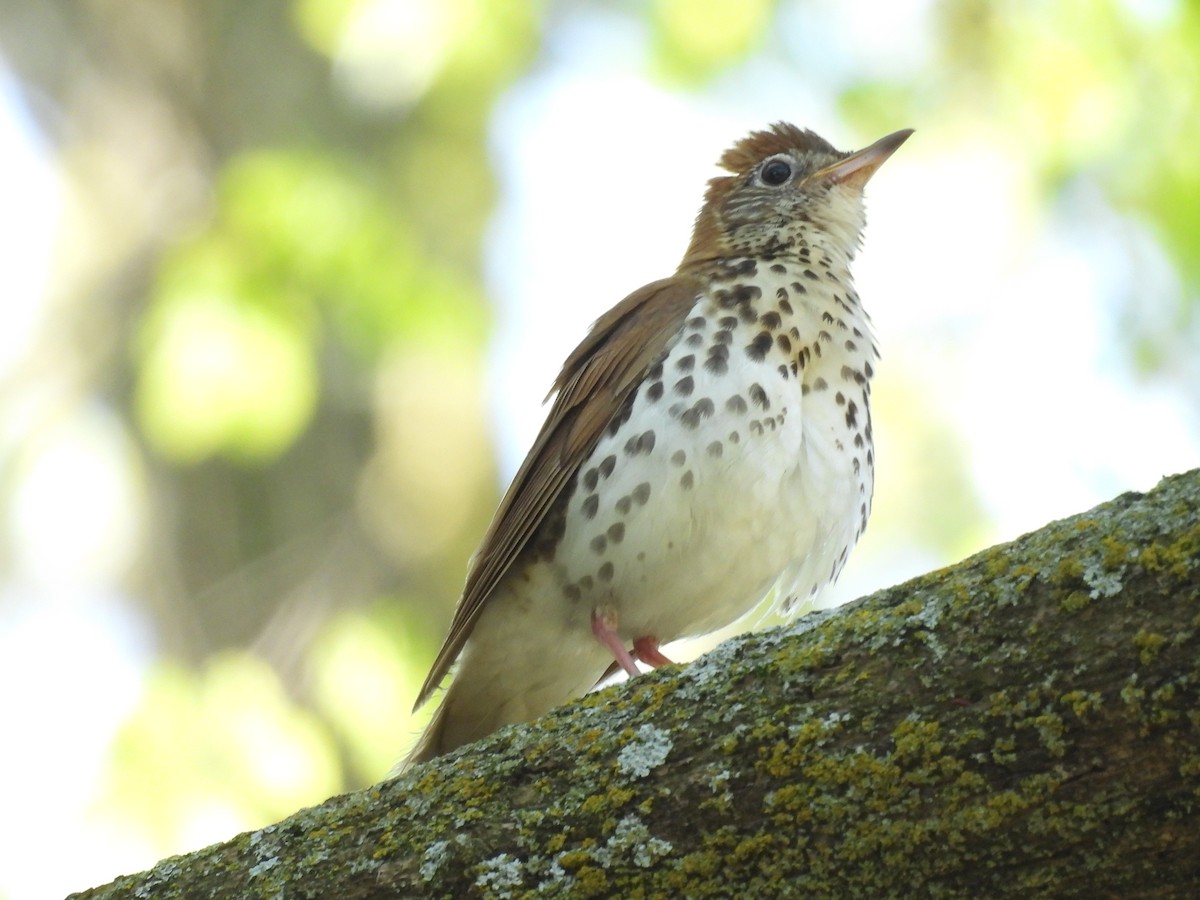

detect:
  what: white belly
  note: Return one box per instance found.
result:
[549,262,875,644]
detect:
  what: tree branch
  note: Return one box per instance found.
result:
[71,469,1200,898]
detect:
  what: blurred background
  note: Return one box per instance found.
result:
[1,0,1198,895]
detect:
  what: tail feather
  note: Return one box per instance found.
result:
[398,615,614,770]
[403,693,452,767]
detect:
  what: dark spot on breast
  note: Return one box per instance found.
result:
[845,400,858,429]
[760,311,782,331]
[714,329,733,346]
[625,429,656,456]
[707,440,723,458]
[583,468,599,492]
[746,332,772,361]
[647,381,664,402]
[599,455,616,478]
[778,364,790,379]
[718,316,738,330]
[687,316,707,330]
[803,269,819,281]
[845,339,858,352]
[680,397,714,429]
[735,284,761,304]
[822,311,835,325]
[812,377,828,391]
[563,583,581,602]
[670,450,686,466]
[616,495,632,515]
[680,470,694,490]
[770,263,786,274]
[648,362,663,381]
[582,494,599,519]
[607,522,625,543]
[590,535,607,554]
[676,354,695,373]
[835,391,845,406]
[726,394,748,414]
[685,332,704,347]
[864,360,874,378]
[818,330,832,343]
[775,334,792,354]
[632,482,651,505]
[675,376,695,397]
[598,562,614,583]
[705,343,729,375]
[738,304,759,325]
[728,430,740,444]
[790,282,807,295]
[749,420,763,436]
[776,287,789,301]
[748,383,769,410]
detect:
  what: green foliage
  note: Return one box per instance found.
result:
[308,600,437,778]
[134,150,487,464]
[649,0,777,82]
[105,654,342,851]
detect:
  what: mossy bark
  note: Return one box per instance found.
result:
[71,470,1200,899]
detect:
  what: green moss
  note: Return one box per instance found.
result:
[1059,690,1103,720]
[1101,536,1132,569]
[1133,630,1168,665]
[1052,556,1085,585]
[1061,590,1092,612]
[1138,522,1200,578]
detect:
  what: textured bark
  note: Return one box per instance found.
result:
[71,470,1200,899]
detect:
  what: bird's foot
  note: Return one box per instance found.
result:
[632,636,675,668]
[591,606,640,677]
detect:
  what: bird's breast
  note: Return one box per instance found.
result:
[542,257,877,643]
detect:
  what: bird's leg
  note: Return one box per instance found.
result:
[591,605,640,677]
[632,637,675,668]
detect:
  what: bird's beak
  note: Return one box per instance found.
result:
[810,128,914,188]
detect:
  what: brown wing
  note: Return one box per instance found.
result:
[413,274,703,708]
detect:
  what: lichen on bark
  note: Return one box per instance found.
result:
[71,470,1200,899]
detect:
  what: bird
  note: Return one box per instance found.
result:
[406,122,912,764]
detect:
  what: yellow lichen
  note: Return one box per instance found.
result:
[1132,630,1167,665]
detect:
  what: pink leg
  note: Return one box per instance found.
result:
[633,637,675,668]
[591,606,640,677]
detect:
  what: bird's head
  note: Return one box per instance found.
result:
[681,123,912,270]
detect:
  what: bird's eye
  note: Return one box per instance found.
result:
[760,158,793,186]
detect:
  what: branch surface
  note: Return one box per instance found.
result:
[72,469,1200,898]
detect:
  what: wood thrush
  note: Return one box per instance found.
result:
[407,123,912,763]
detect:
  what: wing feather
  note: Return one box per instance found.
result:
[413,275,703,707]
